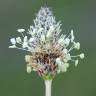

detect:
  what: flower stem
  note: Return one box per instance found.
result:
[45,80,52,96]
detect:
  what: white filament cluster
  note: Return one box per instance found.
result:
[9,7,84,74]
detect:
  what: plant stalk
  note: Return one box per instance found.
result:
[45,80,52,96]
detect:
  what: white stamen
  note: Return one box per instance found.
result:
[25,55,31,62]
[62,49,68,54]
[22,42,28,48]
[16,47,30,52]
[58,35,65,45]
[56,58,62,65]
[10,38,16,45]
[80,53,84,59]
[16,37,22,43]
[59,64,67,72]
[75,60,79,67]
[65,53,71,61]
[9,45,16,48]
[46,26,54,38]
[71,29,74,42]
[68,45,74,52]
[74,42,80,50]
[24,36,28,42]
[29,38,35,42]
[64,38,70,46]
[27,65,32,73]
[17,29,25,32]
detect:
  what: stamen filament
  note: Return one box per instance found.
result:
[16,47,31,52]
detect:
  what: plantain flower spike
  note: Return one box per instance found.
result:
[9,7,84,80]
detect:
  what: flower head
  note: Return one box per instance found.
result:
[9,7,84,80]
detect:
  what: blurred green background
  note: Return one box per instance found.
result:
[0,0,96,96]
